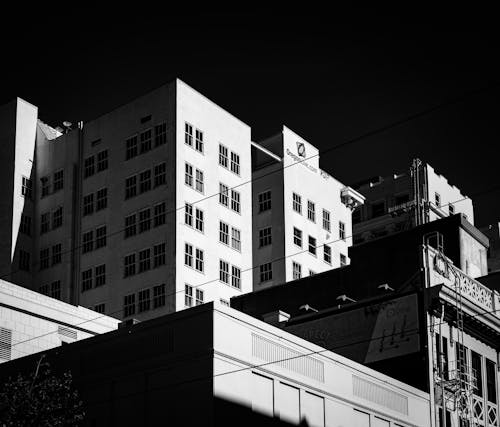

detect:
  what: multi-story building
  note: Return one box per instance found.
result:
[352,159,474,247]
[0,79,253,320]
[0,302,432,426]
[0,278,119,364]
[251,126,364,289]
[480,222,500,273]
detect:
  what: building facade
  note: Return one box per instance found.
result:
[0,80,253,320]
[352,159,474,248]
[0,302,432,426]
[0,278,119,364]
[252,126,364,289]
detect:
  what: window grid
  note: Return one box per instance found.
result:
[139,170,152,193]
[138,249,151,272]
[125,214,137,238]
[153,284,166,308]
[96,188,107,211]
[185,163,193,187]
[41,176,50,198]
[82,231,93,253]
[138,289,151,312]
[259,227,272,248]
[231,227,241,251]
[184,243,193,267]
[292,261,302,280]
[52,243,62,265]
[124,254,136,277]
[154,162,167,187]
[140,129,152,153]
[125,176,137,199]
[195,169,204,193]
[231,190,240,213]
[155,123,167,147]
[83,194,94,216]
[97,150,108,172]
[185,284,193,307]
[293,193,302,214]
[95,264,106,287]
[220,260,230,284]
[219,183,229,206]
[258,190,272,213]
[195,248,204,272]
[230,151,240,175]
[195,289,204,306]
[308,236,317,256]
[124,294,135,317]
[84,156,95,178]
[126,136,138,160]
[324,245,332,264]
[231,266,241,289]
[185,123,193,147]
[39,248,50,270]
[139,209,151,233]
[339,221,346,240]
[307,201,316,222]
[219,144,228,168]
[154,202,166,227]
[219,221,229,245]
[195,129,204,153]
[40,212,50,234]
[95,226,107,249]
[260,263,273,283]
[53,170,64,192]
[81,269,92,292]
[322,209,331,232]
[153,243,166,268]
[195,208,204,233]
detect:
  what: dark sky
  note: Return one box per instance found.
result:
[2,7,499,226]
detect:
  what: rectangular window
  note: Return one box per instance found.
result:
[230,151,240,175]
[52,243,62,265]
[435,192,441,207]
[449,204,455,215]
[195,289,204,306]
[126,136,138,160]
[293,227,302,248]
[231,189,240,213]
[41,212,50,234]
[139,209,151,233]
[195,169,204,193]
[324,245,332,264]
[307,200,316,222]
[339,221,346,240]
[19,250,30,271]
[471,351,483,397]
[82,231,93,253]
[231,265,241,289]
[138,289,151,312]
[41,176,50,198]
[124,214,136,238]
[95,264,106,287]
[97,150,108,172]
[96,188,107,211]
[153,243,166,267]
[260,263,272,283]
[95,226,107,249]
[140,129,152,153]
[139,170,151,193]
[40,248,50,270]
[258,190,272,213]
[83,194,94,216]
[259,227,272,248]
[195,129,204,153]
[20,215,31,236]
[486,359,497,403]
[322,209,331,231]
[293,192,302,214]
[231,227,241,251]
[125,175,137,199]
[81,269,92,291]
[219,221,229,245]
[52,207,63,229]
[340,254,347,266]
[219,183,229,206]
[308,236,317,256]
[155,123,167,147]
[94,303,105,314]
[138,248,151,272]
[195,248,204,272]
[219,144,228,167]
[53,169,63,192]
[195,208,204,232]
[84,156,95,178]
[21,176,33,199]
[220,260,229,283]
[154,162,166,187]
[154,202,166,227]
[124,294,135,317]
[292,261,302,280]
[185,284,193,307]
[185,163,193,187]
[185,123,193,147]
[124,254,136,277]
[50,281,61,300]
[153,284,166,308]
[185,203,193,227]
[184,243,193,267]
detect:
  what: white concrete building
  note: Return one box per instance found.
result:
[0,278,119,364]
[352,159,474,245]
[252,126,364,289]
[0,79,253,320]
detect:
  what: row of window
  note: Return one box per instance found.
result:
[125,202,166,238]
[82,226,107,254]
[40,170,64,198]
[123,283,166,317]
[185,203,204,232]
[219,183,241,213]
[126,123,167,160]
[84,150,108,178]
[219,221,241,251]
[39,244,62,270]
[185,123,204,154]
[83,188,107,216]
[81,264,106,291]
[40,207,63,234]
[185,163,204,193]
[184,243,204,273]
[124,243,166,277]
[185,284,204,307]
[39,280,61,300]
[125,162,167,199]
[218,144,240,175]
[219,260,242,289]
[292,192,336,233]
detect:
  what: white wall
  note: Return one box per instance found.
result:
[213,304,431,427]
[175,80,253,310]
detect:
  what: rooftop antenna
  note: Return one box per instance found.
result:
[378,283,395,292]
[298,304,318,313]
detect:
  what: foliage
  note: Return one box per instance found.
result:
[0,356,85,426]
